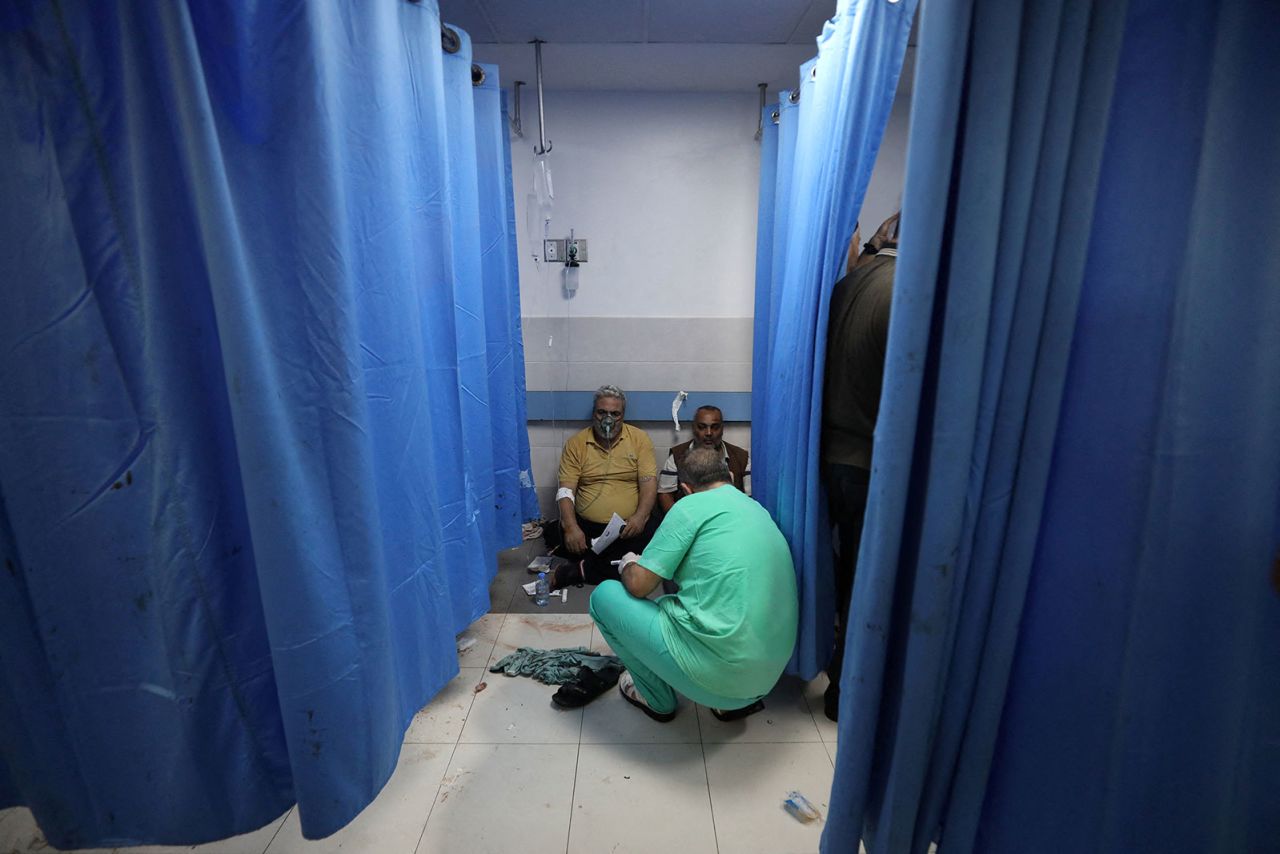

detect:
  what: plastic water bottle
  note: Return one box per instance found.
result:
[535,572,549,607]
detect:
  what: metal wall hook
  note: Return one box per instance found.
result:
[532,39,552,155]
[754,83,767,141]
[511,81,525,137]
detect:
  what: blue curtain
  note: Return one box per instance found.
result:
[823,0,1280,851]
[0,1,529,846]
[492,86,542,527]
[750,102,778,502]
[750,0,918,679]
[976,0,1280,850]
[752,81,802,509]
[474,67,539,539]
[439,29,500,620]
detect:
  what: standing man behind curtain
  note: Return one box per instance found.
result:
[820,212,899,722]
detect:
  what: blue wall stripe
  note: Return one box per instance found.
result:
[526,391,752,422]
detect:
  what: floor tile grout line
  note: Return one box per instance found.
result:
[482,611,511,670]
[414,614,500,854]
[695,699,722,854]
[695,739,831,746]
[579,739,704,745]
[411,734,464,854]
[416,610,509,853]
[257,806,292,854]
[566,607,590,852]
[563,712,586,854]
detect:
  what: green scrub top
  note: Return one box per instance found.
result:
[640,484,798,698]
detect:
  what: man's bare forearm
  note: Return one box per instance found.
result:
[622,560,662,598]
[635,476,657,518]
[558,496,579,531]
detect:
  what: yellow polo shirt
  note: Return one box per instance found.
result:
[558,424,657,524]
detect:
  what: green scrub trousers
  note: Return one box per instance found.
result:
[589,580,764,715]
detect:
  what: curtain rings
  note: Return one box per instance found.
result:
[441,24,461,54]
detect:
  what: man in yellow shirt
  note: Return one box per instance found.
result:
[551,385,658,588]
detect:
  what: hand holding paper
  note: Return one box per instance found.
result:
[590,513,626,554]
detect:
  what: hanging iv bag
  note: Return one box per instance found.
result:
[525,151,555,271]
[534,151,554,238]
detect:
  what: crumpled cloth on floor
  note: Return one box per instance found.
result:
[488,646,622,684]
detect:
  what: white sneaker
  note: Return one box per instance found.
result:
[618,672,676,722]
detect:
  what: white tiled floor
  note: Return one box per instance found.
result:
[1,613,839,854]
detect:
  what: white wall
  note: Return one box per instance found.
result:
[857,46,915,247]
[510,51,914,322]
[513,89,763,319]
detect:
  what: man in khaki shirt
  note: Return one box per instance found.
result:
[552,385,659,588]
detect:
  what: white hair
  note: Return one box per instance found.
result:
[593,385,626,407]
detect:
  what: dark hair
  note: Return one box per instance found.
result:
[694,405,723,420]
[678,446,731,489]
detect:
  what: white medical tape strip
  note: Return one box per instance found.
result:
[671,390,689,430]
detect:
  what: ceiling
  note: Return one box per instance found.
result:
[434,0,916,93]
[435,0,838,45]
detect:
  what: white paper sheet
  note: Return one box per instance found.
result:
[591,512,626,554]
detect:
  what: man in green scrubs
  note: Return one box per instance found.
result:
[588,446,798,721]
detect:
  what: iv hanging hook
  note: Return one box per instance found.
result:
[511,81,525,137]
[754,83,767,141]
[532,39,552,155]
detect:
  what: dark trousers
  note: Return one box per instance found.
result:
[822,462,871,686]
[544,513,661,585]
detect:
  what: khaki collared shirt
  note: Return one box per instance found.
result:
[558,424,657,524]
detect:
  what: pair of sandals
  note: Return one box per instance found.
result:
[551,666,765,726]
[617,672,766,725]
[552,664,668,718]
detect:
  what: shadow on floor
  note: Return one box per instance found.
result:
[490,537,592,615]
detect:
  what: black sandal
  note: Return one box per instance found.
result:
[551,664,622,709]
[710,700,766,722]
